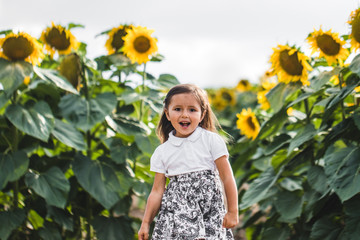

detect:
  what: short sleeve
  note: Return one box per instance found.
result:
[210,133,229,161]
[150,146,166,173]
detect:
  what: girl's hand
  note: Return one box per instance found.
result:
[138,224,150,240]
[222,211,239,229]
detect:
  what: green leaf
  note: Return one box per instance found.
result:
[266,82,300,113]
[38,222,62,240]
[257,108,288,140]
[92,216,134,240]
[343,195,360,239]
[47,206,74,231]
[5,101,54,142]
[72,154,132,209]
[59,92,117,131]
[52,119,86,151]
[240,167,282,210]
[262,226,290,240]
[0,209,26,240]
[307,166,328,194]
[33,66,78,94]
[310,216,343,240]
[325,146,360,202]
[280,177,303,192]
[155,74,180,88]
[349,53,360,77]
[106,115,150,136]
[287,124,316,154]
[310,68,340,91]
[25,167,70,208]
[0,58,32,96]
[0,91,8,108]
[274,190,304,222]
[0,151,29,190]
[134,134,158,156]
[264,134,291,155]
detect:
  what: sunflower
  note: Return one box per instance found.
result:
[59,53,82,90]
[105,25,132,55]
[307,27,349,66]
[348,8,360,52]
[236,108,260,140]
[269,45,313,86]
[122,25,158,64]
[257,80,276,110]
[40,22,79,58]
[211,88,236,111]
[236,79,251,92]
[0,32,44,65]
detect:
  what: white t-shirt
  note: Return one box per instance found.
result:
[150,127,229,177]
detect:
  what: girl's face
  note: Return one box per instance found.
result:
[165,93,205,138]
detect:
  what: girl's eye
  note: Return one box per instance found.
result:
[174,108,181,111]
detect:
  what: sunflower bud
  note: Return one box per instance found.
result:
[23,76,31,85]
[59,53,81,90]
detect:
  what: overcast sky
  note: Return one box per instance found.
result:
[0,0,358,88]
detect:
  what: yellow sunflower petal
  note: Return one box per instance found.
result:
[0,32,44,65]
[122,25,158,64]
[236,108,260,140]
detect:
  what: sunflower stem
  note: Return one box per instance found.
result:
[338,72,346,121]
[139,63,147,121]
[304,98,311,124]
[11,91,19,209]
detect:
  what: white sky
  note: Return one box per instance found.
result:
[0,0,358,88]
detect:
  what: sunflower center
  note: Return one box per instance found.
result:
[133,36,151,53]
[45,27,71,50]
[246,116,256,131]
[2,36,34,61]
[279,50,303,76]
[221,92,232,102]
[111,29,127,51]
[316,34,340,56]
[352,15,360,44]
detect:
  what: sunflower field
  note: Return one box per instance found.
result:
[1,7,360,240]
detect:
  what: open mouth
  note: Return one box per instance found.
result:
[179,122,190,127]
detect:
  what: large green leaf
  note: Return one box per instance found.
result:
[349,53,360,77]
[310,216,343,240]
[106,115,150,136]
[274,190,304,222]
[257,108,288,140]
[262,226,290,240]
[59,92,117,131]
[309,67,340,91]
[38,222,62,240]
[266,82,300,113]
[307,166,328,195]
[47,206,74,231]
[5,101,54,142]
[92,216,134,240]
[104,137,142,164]
[0,58,32,97]
[52,119,86,151]
[343,195,360,239]
[33,66,78,94]
[25,167,70,208]
[155,74,180,88]
[324,146,360,202]
[0,209,26,240]
[0,151,29,190]
[72,154,132,209]
[240,167,282,210]
[0,91,8,108]
[287,124,316,154]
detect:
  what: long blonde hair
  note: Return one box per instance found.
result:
[157,84,221,143]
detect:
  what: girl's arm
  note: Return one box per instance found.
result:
[138,172,166,240]
[215,155,239,228]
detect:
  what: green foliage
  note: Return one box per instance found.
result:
[230,53,360,238]
[0,40,179,239]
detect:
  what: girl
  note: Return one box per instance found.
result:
[138,84,238,240]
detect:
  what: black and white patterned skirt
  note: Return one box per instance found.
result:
[151,170,234,240]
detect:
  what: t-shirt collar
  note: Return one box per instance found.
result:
[168,127,202,146]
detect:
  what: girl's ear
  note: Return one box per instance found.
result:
[164,109,170,120]
[201,110,207,122]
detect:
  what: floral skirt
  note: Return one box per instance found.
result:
[151,170,234,240]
